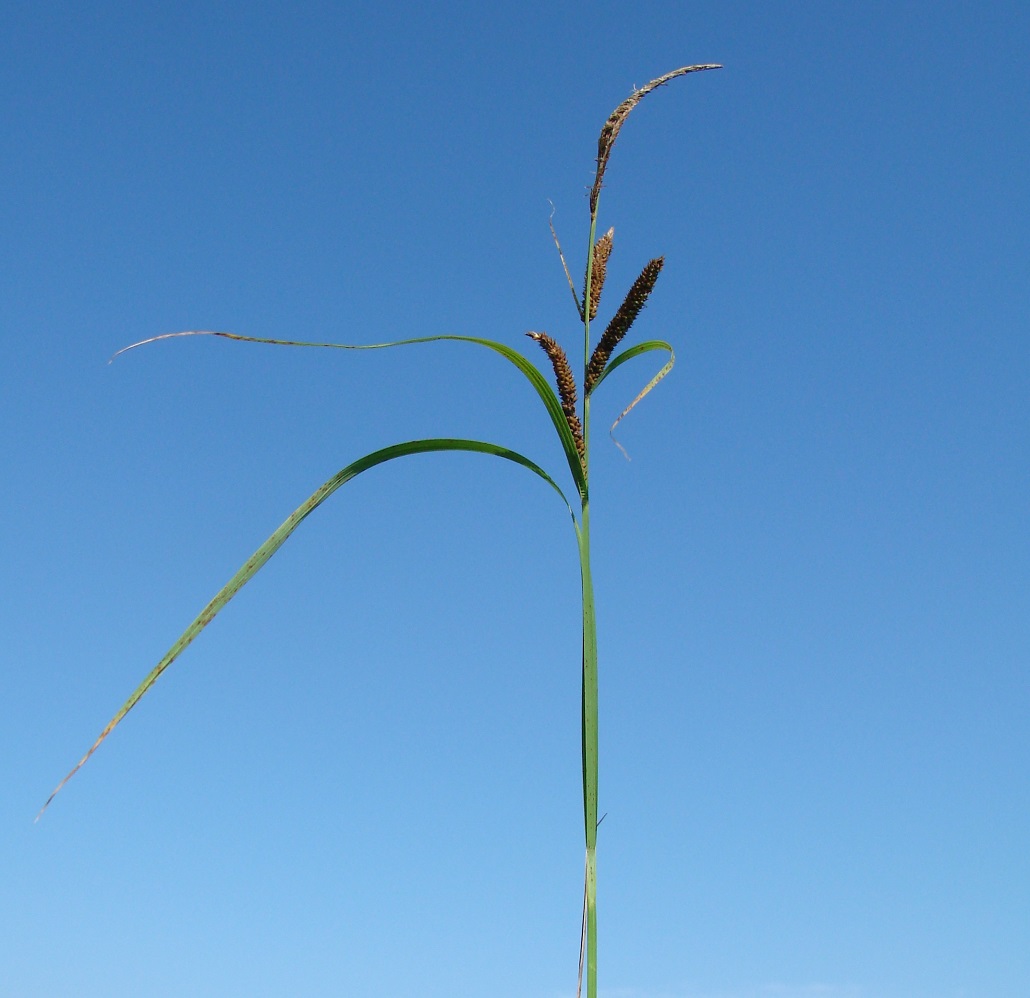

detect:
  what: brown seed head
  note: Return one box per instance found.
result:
[583,228,614,322]
[527,332,585,459]
[585,257,664,394]
[589,64,722,216]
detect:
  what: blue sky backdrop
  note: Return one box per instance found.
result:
[3,3,1028,996]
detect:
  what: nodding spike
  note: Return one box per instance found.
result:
[589,64,722,216]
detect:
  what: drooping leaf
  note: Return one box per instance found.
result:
[114,330,588,498]
[584,339,675,455]
[38,438,573,818]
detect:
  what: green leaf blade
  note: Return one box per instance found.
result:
[114,330,589,499]
[585,340,675,457]
[37,438,574,819]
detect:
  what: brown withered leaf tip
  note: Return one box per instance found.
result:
[585,257,664,394]
[527,332,585,459]
[583,228,614,322]
[589,64,722,216]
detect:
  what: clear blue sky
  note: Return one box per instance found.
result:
[3,3,1028,996]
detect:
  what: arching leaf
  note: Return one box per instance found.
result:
[38,438,574,818]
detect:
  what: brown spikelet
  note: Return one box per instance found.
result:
[527,332,585,459]
[589,64,722,216]
[585,257,664,394]
[582,228,614,321]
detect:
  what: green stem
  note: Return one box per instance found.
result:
[578,504,599,998]
[579,201,600,998]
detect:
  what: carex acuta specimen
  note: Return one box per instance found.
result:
[41,63,721,998]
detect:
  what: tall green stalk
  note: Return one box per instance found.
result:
[579,201,601,998]
[40,64,720,998]
[578,506,599,996]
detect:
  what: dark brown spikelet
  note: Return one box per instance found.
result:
[589,64,722,216]
[582,228,614,321]
[527,332,585,459]
[585,257,664,394]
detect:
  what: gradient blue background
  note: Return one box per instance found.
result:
[3,3,1028,996]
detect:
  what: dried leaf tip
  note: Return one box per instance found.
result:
[589,63,722,216]
[527,332,585,459]
[585,257,664,394]
[583,228,614,322]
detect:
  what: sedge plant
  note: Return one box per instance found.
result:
[40,63,721,997]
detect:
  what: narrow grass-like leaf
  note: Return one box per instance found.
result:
[37,438,573,818]
[585,339,674,395]
[603,341,675,443]
[583,339,675,458]
[548,203,582,317]
[114,330,588,500]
